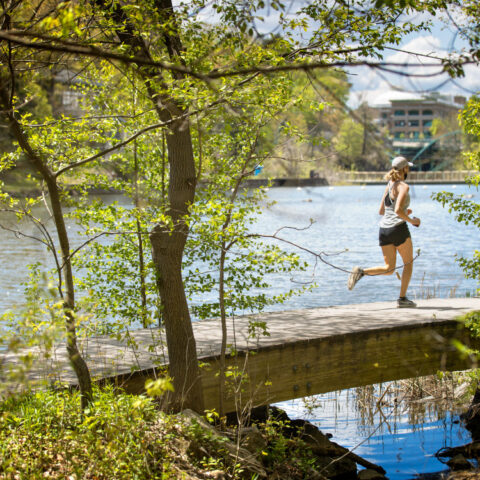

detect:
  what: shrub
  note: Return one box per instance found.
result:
[0,385,176,479]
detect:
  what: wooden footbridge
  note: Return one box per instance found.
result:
[2,297,479,412]
[331,170,475,185]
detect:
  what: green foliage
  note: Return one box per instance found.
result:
[0,16,311,343]
[432,96,480,294]
[461,96,480,184]
[333,117,365,169]
[0,264,65,394]
[184,73,311,322]
[71,200,162,331]
[0,386,175,479]
[1,386,325,480]
[145,377,174,398]
[259,414,317,475]
[462,310,480,338]
[373,0,448,12]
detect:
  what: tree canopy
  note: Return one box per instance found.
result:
[1,0,479,410]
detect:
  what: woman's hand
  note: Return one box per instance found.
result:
[411,217,421,227]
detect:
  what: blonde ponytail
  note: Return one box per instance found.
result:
[384,168,403,182]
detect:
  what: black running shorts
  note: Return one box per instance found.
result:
[379,222,411,247]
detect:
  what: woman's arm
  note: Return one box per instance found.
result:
[379,185,389,215]
[395,183,420,226]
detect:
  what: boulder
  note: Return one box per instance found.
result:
[291,418,334,452]
[461,387,480,441]
[316,455,358,479]
[180,409,267,479]
[239,425,268,453]
[248,405,385,476]
[204,471,226,479]
[447,454,474,471]
[358,468,388,480]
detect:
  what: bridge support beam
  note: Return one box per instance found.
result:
[198,321,477,413]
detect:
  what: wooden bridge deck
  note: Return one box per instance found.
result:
[2,297,479,411]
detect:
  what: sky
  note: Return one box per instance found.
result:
[192,1,480,108]
[349,10,480,107]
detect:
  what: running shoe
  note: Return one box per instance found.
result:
[347,266,364,290]
[397,297,417,308]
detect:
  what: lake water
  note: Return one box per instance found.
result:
[0,183,478,312]
[277,381,472,479]
[253,183,479,310]
[1,183,479,477]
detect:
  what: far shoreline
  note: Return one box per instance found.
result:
[3,171,474,198]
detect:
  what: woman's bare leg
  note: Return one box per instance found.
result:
[364,244,397,276]
[396,237,414,297]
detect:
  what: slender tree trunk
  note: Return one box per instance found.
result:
[0,82,93,409]
[218,246,227,416]
[93,0,204,411]
[361,107,367,156]
[136,217,148,327]
[47,177,93,410]
[133,140,148,328]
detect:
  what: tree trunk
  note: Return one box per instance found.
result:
[149,119,204,411]
[151,228,203,411]
[133,141,148,328]
[0,81,93,409]
[92,0,204,411]
[218,247,227,417]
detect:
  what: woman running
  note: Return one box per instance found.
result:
[347,156,421,308]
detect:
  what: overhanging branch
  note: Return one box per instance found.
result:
[0,29,476,82]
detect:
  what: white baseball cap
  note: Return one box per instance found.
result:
[392,156,414,169]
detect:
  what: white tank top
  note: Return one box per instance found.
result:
[379,181,410,228]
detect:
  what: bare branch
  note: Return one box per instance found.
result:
[54,119,169,177]
[23,109,156,128]
[0,219,49,247]
[246,231,421,276]
[0,29,208,80]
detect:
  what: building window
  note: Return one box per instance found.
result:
[394,132,404,138]
[394,120,406,127]
[408,110,419,116]
[394,110,405,116]
[381,112,388,119]
[408,120,419,127]
[423,119,432,127]
[62,89,81,108]
[423,109,433,116]
[424,131,432,138]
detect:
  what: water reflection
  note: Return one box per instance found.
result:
[276,373,474,479]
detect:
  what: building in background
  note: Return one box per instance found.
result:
[372,92,466,169]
